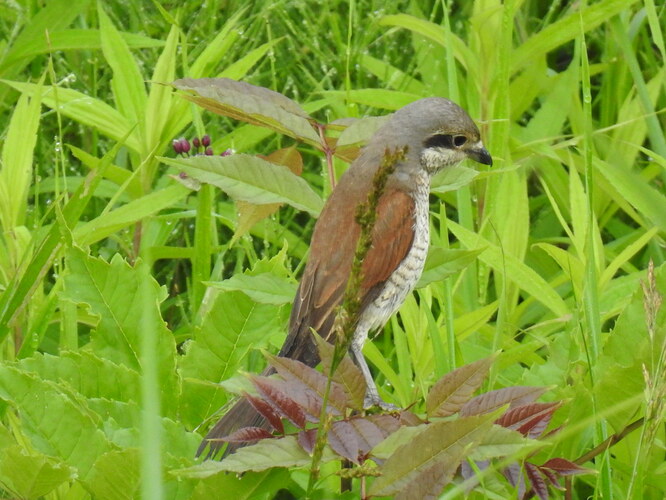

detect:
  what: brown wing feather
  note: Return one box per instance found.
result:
[280,187,415,365]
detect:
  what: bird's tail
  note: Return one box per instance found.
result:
[196,367,275,459]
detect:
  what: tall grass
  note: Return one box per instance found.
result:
[0,0,663,498]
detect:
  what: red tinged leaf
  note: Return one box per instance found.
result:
[249,375,307,429]
[328,420,361,463]
[525,462,549,500]
[426,356,495,418]
[346,416,398,459]
[315,334,366,410]
[217,427,274,443]
[503,462,526,498]
[538,466,565,490]
[244,392,284,434]
[394,460,460,500]
[266,353,349,414]
[495,402,561,437]
[297,429,317,454]
[460,386,548,417]
[541,457,594,476]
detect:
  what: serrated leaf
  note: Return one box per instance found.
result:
[179,436,312,475]
[315,334,366,410]
[541,457,595,476]
[461,386,549,417]
[327,420,360,463]
[61,248,177,410]
[206,272,297,305]
[495,402,562,438]
[87,449,140,500]
[0,446,73,498]
[221,427,275,444]
[244,393,285,434]
[525,462,549,500]
[173,78,320,144]
[266,354,349,414]
[426,356,495,418]
[161,154,323,216]
[0,366,112,480]
[250,376,307,429]
[369,413,497,497]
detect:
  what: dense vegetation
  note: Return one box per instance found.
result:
[0,0,664,498]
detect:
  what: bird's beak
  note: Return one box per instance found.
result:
[468,145,493,166]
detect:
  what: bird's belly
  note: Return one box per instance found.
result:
[356,184,430,340]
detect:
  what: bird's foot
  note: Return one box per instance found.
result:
[363,393,398,411]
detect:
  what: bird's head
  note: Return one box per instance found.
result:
[376,98,492,177]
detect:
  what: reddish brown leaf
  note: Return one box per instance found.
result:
[346,416,392,458]
[426,356,495,418]
[250,375,307,428]
[538,466,565,490]
[495,402,561,437]
[460,386,548,417]
[525,462,549,500]
[244,392,284,434]
[394,460,460,500]
[503,463,526,498]
[218,426,274,443]
[541,457,594,476]
[267,353,349,414]
[328,420,361,463]
[315,334,366,410]
[397,410,424,427]
[297,429,317,454]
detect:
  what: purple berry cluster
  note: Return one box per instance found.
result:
[172,135,234,157]
[173,135,213,156]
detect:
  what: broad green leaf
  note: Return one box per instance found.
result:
[0,445,73,498]
[449,221,570,318]
[0,366,112,480]
[1,80,140,152]
[179,290,285,426]
[336,115,390,147]
[161,155,323,216]
[87,449,139,500]
[61,247,178,411]
[469,425,538,461]
[173,78,320,145]
[359,53,425,95]
[206,273,296,305]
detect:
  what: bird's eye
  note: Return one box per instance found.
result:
[453,135,467,147]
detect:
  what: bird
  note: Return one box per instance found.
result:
[198,97,492,458]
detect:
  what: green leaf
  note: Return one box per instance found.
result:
[218,38,283,80]
[72,183,191,246]
[87,449,140,500]
[161,155,323,216]
[369,413,497,497]
[321,88,420,110]
[179,290,285,426]
[448,221,570,318]
[206,272,297,305]
[61,247,178,411]
[0,77,42,231]
[0,366,112,480]
[0,446,73,498]
[417,247,486,288]
[173,78,320,145]
[430,165,480,193]
[97,2,147,127]
[1,80,140,152]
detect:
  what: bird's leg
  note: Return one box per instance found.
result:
[350,336,397,410]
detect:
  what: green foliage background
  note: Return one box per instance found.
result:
[0,0,664,498]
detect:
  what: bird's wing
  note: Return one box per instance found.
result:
[280,187,415,365]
